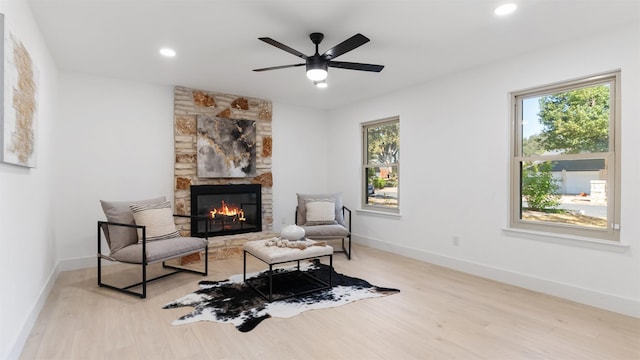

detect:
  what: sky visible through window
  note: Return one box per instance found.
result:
[522,97,543,139]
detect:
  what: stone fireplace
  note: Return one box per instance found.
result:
[173,86,275,260]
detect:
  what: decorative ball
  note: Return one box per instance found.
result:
[281,225,305,241]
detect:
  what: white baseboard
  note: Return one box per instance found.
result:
[353,234,640,319]
[7,264,61,360]
[57,255,96,272]
[7,256,95,359]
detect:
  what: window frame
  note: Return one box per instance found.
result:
[509,71,621,242]
[362,116,400,214]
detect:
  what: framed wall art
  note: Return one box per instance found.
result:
[1,13,39,168]
[196,115,256,178]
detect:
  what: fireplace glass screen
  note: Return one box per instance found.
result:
[190,184,261,237]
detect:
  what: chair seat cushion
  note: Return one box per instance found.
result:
[111,236,208,264]
[300,224,350,239]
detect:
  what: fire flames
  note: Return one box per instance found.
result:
[210,200,246,222]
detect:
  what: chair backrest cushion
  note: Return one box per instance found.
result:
[100,196,166,253]
[296,193,346,227]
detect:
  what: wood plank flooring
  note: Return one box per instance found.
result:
[20,245,640,359]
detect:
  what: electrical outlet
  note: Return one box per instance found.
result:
[281,217,287,224]
[452,236,460,246]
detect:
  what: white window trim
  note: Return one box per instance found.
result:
[361,116,400,214]
[509,71,621,242]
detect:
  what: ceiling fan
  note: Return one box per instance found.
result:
[253,32,384,86]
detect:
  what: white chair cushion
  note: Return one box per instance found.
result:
[112,236,208,264]
[296,193,346,226]
[100,196,166,253]
[130,201,180,242]
[305,200,336,225]
[301,224,350,239]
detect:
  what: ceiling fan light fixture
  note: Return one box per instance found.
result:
[307,68,327,81]
[494,3,517,16]
[306,56,328,81]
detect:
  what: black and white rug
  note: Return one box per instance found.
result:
[163,260,400,332]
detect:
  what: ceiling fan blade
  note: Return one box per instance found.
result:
[328,61,384,72]
[258,37,308,59]
[322,33,370,59]
[253,63,305,72]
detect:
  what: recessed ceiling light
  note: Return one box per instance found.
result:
[159,48,176,57]
[494,3,517,16]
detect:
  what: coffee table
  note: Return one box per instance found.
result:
[243,239,333,302]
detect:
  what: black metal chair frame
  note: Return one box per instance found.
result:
[97,214,209,299]
[296,205,352,260]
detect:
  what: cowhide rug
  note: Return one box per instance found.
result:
[163,260,400,332]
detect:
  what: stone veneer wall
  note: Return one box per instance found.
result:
[173,86,274,259]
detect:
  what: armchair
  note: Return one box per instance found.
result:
[295,193,352,259]
[98,197,209,298]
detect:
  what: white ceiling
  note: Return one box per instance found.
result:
[28,0,640,110]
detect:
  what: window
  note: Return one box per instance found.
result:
[362,117,399,213]
[510,72,620,241]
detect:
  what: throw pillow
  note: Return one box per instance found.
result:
[296,193,346,227]
[130,201,180,243]
[305,201,336,225]
[100,196,166,252]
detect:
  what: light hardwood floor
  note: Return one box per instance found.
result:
[20,244,640,359]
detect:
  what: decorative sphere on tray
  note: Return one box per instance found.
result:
[281,225,305,241]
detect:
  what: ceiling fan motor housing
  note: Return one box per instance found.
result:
[306,55,328,73]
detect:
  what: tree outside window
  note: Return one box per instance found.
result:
[511,72,620,241]
[363,117,399,212]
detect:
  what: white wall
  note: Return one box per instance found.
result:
[53,73,175,265]
[271,102,330,230]
[327,22,640,317]
[0,2,59,359]
[52,76,331,267]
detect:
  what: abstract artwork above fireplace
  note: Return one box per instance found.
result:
[197,115,256,178]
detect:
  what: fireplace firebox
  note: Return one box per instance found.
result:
[190,184,262,237]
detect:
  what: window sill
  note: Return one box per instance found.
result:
[357,208,402,218]
[502,227,629,252]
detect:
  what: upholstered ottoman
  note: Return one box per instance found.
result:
[243,239,333,301]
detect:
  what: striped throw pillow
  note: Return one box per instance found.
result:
[130,201,180,243]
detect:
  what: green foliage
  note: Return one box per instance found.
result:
[367,121,399,165]
[372,177,386,189]
[522,133,544,156]
[538,85,609,154]
[521,161,561,211]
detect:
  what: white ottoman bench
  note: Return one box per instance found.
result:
[243,239,333,301]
